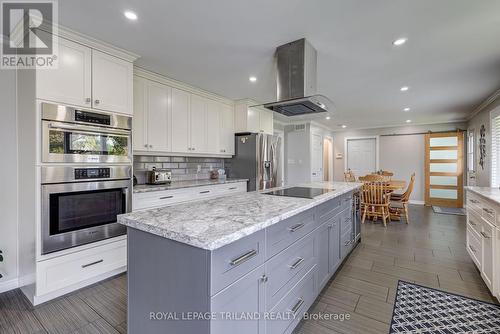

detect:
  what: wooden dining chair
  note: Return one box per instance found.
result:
[359,174,384,182]
[380,170,394,181]
[360,182,391,227]
[344,169,356,182]
[390,173,415,224]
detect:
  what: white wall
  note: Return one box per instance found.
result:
[333,122,467,203]
[0,69,18,291]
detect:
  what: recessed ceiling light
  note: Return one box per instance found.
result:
[124,10,138,20]
[341,125,347,128]
[393,38,407,46]
[400,86,409,92]
[249,76,257,83]
[325,116,331,120]
[403,107,411,112]
[406,119,411,123]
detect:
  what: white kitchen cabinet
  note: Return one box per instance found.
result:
[147,82,171,152]
[206,100,221,154]
[171,87,191,153]
[190,94,208,153]
[235,100,274,135]
[219,103,235,154]
[92,50,133,114]
[36,36,92,108]
[133,77,147,151]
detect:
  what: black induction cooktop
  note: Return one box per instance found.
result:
[263,187,333,199]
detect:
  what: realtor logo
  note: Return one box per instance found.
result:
[1,0,58,69]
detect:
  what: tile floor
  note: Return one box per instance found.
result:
[0,205,496,334]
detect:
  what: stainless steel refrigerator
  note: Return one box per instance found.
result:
[230,133,281,191]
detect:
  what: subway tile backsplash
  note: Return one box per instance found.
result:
[133,155,225,184]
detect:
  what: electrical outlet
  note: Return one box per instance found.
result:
[197,165,202,172]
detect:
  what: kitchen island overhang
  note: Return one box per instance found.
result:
[119,182,361,334]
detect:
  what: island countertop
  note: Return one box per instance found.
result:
[119,182,361,250]
[465,186,500,204]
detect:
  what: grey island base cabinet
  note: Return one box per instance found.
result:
[124,188,359,334]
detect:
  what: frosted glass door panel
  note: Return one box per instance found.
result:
[430,189,458,199]
[429,176,458,186]
[429,137,458,147]
[429,163,457,173]
[429,150,458,160]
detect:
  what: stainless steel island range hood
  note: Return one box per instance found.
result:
[262,38,333,117]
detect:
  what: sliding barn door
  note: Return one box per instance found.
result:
[425,132,464,208]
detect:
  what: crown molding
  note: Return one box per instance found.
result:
[468,88,500,121]
[134,66,234,105]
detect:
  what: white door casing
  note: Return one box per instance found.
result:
[345,137,378,177]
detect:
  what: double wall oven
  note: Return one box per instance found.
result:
[40,103,133,254]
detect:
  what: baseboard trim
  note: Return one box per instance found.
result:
[0,277,19,293]
[409,200,425,205]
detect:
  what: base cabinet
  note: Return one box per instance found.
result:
[127,191,357,334]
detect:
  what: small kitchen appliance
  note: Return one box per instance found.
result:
[146,167,172,185]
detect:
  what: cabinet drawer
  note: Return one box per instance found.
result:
[266,266,317,334]
[466,194,482,216]
[211,229,265,295]
[266,232,316,310]
[212,182,247,194]
[468,212,482,237]
[341,192,353,211]
[133,188,191,210]
[316,197,341,224]
[266,209,316,259]
[340,209,353,235]
[467,227,482,268]
[37,239,126,295]
[480,202,496,226]
[340,229,353,259]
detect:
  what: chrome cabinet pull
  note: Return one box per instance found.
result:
[159,196,173,200]
[82,259,103,268]
[289,257,304,270]
[483,208,494,215]
[470,199,479,204]
[288,223,304,232]
[85,97,91,103]
[469,221,476,226]
[469,245,476,253]
[200,190,210,194]
[290,298,304,315]
[94,99,100,105]
[229,187,237,190]
[260,274,268,283]
[480,231,491,239]
[230,249,257,266]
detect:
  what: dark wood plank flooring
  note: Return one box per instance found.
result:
[0,205,496,334]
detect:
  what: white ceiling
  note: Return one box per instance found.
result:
[59,0,500,130]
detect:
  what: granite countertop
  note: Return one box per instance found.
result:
[119,182,362,250]
[133,178,249,193]
[465,186,500,204]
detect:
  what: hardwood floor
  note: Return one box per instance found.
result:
[0,205,496,334]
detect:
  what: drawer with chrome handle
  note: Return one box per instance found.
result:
[480,231,491,239]
[467,227,482,268]
[266,231,315,310]
[229,249,257,266]
[467,213,481,236]
[266,208,316,259]
[266,265,316,334]
[480,204,496,225]
[211,229,265,296]
[81,259,104,268]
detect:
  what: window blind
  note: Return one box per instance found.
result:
[491,113,500,187]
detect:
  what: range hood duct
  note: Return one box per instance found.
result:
[263,38,333,117]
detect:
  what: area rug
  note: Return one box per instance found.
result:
[432,206,466,216]
[389,280,500,333]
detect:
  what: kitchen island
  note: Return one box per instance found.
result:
[118,182,361,334]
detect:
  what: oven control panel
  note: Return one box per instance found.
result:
[75,110,111,126]
[74,168,111,179]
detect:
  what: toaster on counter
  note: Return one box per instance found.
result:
[146,167,172,185]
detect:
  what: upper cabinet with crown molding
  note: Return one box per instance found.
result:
[234,100,274,135]
[133,71,235,157]
[35,31,137,115]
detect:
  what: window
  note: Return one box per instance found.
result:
[467,130,475,172]
[491,108,500,186]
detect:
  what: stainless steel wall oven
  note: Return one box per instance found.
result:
[41,165,132,254]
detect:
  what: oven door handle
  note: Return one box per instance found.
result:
[48,122,131,136]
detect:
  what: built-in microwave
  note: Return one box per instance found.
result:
[41,165,132,254]
[41,103,132,164]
